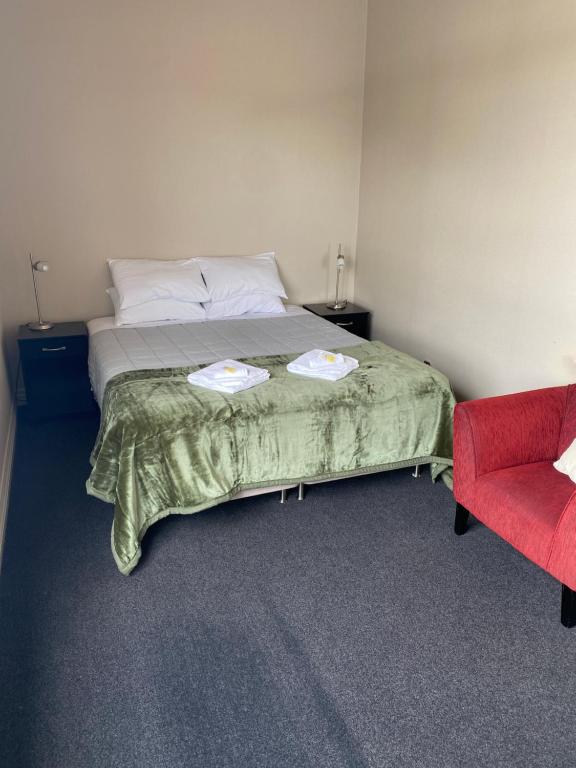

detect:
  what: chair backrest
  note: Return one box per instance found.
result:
[559,384,576,456]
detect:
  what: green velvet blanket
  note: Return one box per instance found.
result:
[87,341,455,574]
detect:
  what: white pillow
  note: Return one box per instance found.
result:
[107,288,206,326]
[554,439,576,484]
[204,294,286,320]
[108,258,209,309]
[194,253,287,302]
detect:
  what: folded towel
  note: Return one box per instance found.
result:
[210,363,251,380]
[188,371,269,394]
[307,351,346,369]
[287,349,359,381]
[187,359,270,394]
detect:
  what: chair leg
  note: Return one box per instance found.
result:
[454,503,469,535]
[561,584,576,628]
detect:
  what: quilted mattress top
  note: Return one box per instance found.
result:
[87,306,364,405]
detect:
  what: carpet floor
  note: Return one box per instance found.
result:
[1,413,575,768]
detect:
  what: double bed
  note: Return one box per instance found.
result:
[86,306,455,574]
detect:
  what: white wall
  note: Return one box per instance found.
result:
[0,0,367,333]
[356,0,576,399]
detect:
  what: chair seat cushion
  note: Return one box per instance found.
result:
[473,461,576,568]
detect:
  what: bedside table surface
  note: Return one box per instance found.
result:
[303,302,369,317]
[18,321,87,342]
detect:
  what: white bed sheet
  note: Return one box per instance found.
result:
[88,305,364,406]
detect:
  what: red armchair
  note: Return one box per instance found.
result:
[453,385,576,627]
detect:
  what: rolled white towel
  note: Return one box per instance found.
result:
[203,360,252,380]
[306,350,346,369]
[288,349,345,371]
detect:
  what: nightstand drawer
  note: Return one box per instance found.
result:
[303,303,371,340]
[19,335,87,361]
[330,315,368,336]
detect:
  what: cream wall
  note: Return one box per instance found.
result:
[4,0,574,411]
[0,0,367,334]
[356,0,576,399]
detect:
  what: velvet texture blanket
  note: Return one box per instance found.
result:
[87,341,455,574]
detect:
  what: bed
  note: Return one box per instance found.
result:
[86,306,455,574]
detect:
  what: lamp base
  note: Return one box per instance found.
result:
[326,300,348,310]
[27,320,54,331]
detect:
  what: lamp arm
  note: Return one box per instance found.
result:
[326,244,347,310]
[30,254,43,324]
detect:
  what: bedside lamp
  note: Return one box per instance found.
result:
[326,244,348,310]
[27,254,53,331]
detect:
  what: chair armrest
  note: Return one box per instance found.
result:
[454,386,567,499]
[547,492,576,592]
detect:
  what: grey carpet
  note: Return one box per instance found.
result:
[0,413,574,768]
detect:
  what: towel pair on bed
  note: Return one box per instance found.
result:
[188,349,359,393]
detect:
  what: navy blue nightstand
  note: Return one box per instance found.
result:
[18,322,96,418]
[303,303,371,340]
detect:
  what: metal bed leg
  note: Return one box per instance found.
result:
[412,465,421,478]
[280,488,287,504]
[297,483,305,501]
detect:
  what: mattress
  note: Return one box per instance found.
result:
[87,306,365,405]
